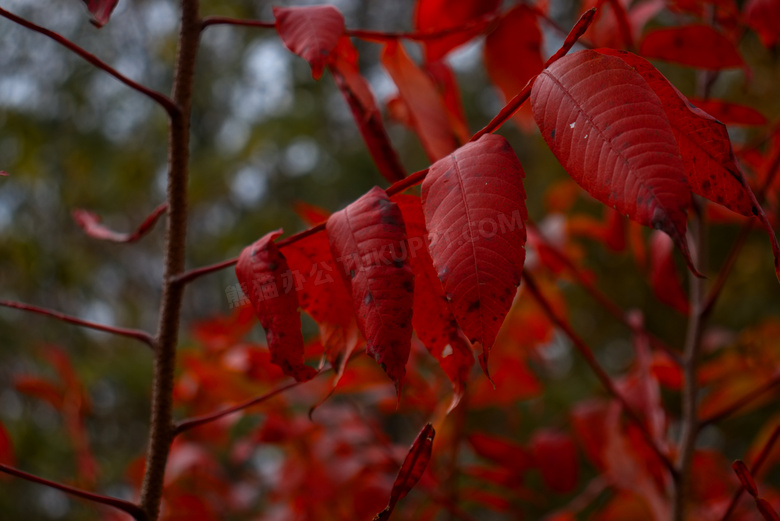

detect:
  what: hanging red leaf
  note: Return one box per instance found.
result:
[374,423,435,520]
[648,231,689,315]
[413,0,500,62]
[82,0,119,27]
[273,5,346,80]
[72,204,167,243]
[530,429,579,493]
[732,460,759,497]
[688,98,768,126]
[235,229,317,382]
[394,194,473,411]
[421,134,527,374]
[530,49,697,273]
[424,60,470,144]
[329,37,408,183]
[326,187,414,389]
[484,4,544,132]
[639,25,744,70]
[583,0,664,50]
[745,0,780,48]
[381,41,459,161]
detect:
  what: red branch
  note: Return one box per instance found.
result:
[523,270,678,479]
[0,464,146,521]
[0,7,177,116]
[174,10,595,286]
[0,300,155,349]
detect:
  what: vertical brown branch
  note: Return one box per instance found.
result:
[138,0,201,519]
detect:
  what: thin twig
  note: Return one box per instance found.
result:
[0,300,155,349]
[0,7,177,116]
[0,464,146,521]
[523,270,678,479]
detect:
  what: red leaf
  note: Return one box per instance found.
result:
[688,98,768,126]
[326,187,414,389]
[639,25,744,70]
[468,433,533,472]
[235,230,316,382]
[648,231,689,315]
[329,37,407,183]
[758,498,780,521]
[425,60,471,144]
[0,422,15,467]
[293,200,331,226]
[530,429,579,494]
[375,423,435,520]
[381,41,459,161]
[273,5,345,80]
[530,50,697,274]
[732,460,759,497]
[394,194,474,411]
[82,0,119,27]
[745,0,780,48]
[413,0,500,61]
[72,204,167,243]
[421,134,527,374]
[583,0,664,49]
[484,4,544,132]
[14,376,65,411]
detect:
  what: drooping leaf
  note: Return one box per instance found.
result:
[235,230,316,382]
[639,25,744,70]
[421,134,527,374]
[273,5,346,80]
[688,98,768,126]
[82,0,119,27]
[530,49,697,273]
[326,187,414,389]
[583,0,664,49]
[648,231,689,315]
[484,4,544,132]
[374,423,435,520]
[381,41,459,161]
[72,204,167,243]
[329,37,408,183]
[394,194,474,411]
[732,460,759,497]
[529,429,579,493]
[745,0,780,49]
[413,0,500,62]
[425,60,471,144]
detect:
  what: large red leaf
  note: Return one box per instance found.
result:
[529,429,578,493]
[82,0,118,27]
[484,4,544,132]
[326,187,414,389]
[381,41,459,161]
[413,0,500,62]
[235,230,316,382]
[639,25,744,70]
[273,5,345,80]
[394,194,474,411]
[744,0,780,49]
[421,134,527,374]
[530,50,697,273]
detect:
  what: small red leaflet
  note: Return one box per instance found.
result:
[235,229,317,382]
[273,5,345,80]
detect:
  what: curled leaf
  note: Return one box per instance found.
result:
[82,0,119,28]
[273,5,345,80]
[72,204,167,243]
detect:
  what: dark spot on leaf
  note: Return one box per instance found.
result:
[350,269,356,279]
[467,300,481,312]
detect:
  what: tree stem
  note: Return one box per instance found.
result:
[138,1,201,519]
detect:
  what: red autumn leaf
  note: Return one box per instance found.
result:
[758,498,780,521]
[484,4,544,132]
[639,25,744,70]
[745,0,780,48]
[688,98,768,126]
[530,429,579,494]
[72,203,167,243]
[82,0,119,27]
[235,229,316,382]
[0,422,14,467]
[732,460,759,497]
[329,37,407,183]
[293,200,331,226]
[583,0,664,49]
[394,194,474,411]
[413,0,500,62]
[468,433,533,472]
[530,49,697,274]
[326,187,414,389]
[375,423,435,520]
[421,134,527,374]
[0,171,7,176]
[273,5,345,80]
[14,375,65,411]
[424,60,471,144]
[381,41,459,161]
[648,231,689,315]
